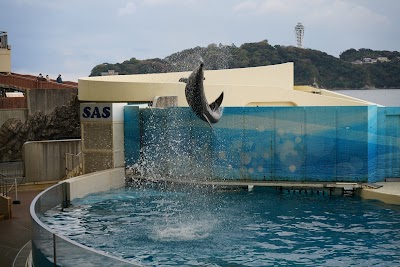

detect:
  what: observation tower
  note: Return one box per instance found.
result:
[294,22,305,48]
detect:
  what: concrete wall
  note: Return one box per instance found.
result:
[66,168,125,201]
[0,109,27,126]
[80,103,126,174]
[359,186,400,205]
[0,195,11,219]
[0,48,11,73]
[26,88,77,115]
[23,139,81,183]
[0,88,76,128]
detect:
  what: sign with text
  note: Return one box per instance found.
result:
[80,103,112,122]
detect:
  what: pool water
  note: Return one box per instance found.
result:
[41,185,400,266]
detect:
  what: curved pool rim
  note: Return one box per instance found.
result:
[30,169,140,266]
[30,168,399,266]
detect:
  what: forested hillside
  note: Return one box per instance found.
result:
[90,40,400,89]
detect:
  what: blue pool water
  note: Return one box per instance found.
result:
[41,185,400,266]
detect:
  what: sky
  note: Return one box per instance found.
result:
[2,0,400,82]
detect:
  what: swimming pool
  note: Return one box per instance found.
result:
[41,185,400,266]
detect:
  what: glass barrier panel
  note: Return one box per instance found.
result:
[31,183,140,266]
[34,183,65,214]
[54,235,140,266]
[31,217,55,267]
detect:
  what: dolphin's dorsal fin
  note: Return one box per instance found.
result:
[179,78,188,84]
[203,113,214,129]
[209,92,224,111]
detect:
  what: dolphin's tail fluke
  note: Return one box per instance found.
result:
[209,92,224,111]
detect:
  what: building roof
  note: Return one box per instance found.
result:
[78,62,376,107]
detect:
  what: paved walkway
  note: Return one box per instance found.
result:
[0,183,56,267]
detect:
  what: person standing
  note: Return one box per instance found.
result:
[46,75,50,82]
[56,74,62,83]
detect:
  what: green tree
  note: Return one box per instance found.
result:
[89,41,400,89]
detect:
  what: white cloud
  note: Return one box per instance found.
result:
[232,1,258,12]
[117,2,137,16]
[232,0,389,28]
[7,0,400,80]
[232,0,295,14]
[141,0,197,6]
[306,0,390,27]
[15,0,67,10]
[258,0,294,14]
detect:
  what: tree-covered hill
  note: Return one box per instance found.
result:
[339,48,400,62]
[90,41,400,89]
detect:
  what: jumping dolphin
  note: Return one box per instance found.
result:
[179,63,224,128]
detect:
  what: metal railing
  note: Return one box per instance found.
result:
[0,173,7,197]
[64,152,82,179]
[0,174,21,203]
[0,161,24,177]
[0,73,77,90]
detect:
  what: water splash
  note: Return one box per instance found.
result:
[126,108,216,182]
[151,219,217,241]
[165,44,233,71]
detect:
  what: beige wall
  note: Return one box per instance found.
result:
[358,183,400,205]
[79,63,294,106]
[0,109,27,126]
[26,88,78,115]
[0,89,76,128]
[294,86,377,106]
[0,196,12,219]
[78,63,373,107]
[23,139,81,183]
[80,103,126,174]
[0,48,11,73]
[66,168,125,201]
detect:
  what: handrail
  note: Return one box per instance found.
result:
[0,73,77,90]
[64,152,83,179]
[0,176,23,201]
[11,72,79,87]
[0,174,7,197]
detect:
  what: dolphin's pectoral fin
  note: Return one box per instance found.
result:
[215,91,224,107]
[180,77,203,83]
[209,92,224,111]
[203,113,214,129]
[179,78,188,84]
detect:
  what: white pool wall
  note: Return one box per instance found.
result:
[66,168,125,201]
